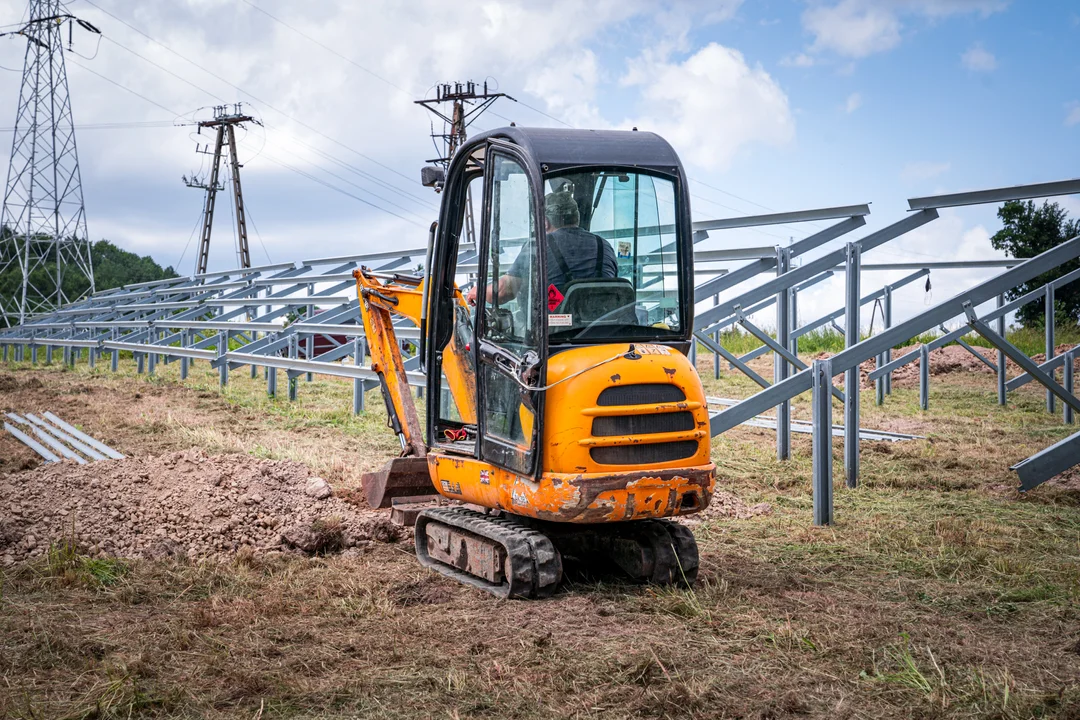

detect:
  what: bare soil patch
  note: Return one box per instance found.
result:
[0,448,398,567]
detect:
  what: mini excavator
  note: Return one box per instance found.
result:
[355,127,715,598]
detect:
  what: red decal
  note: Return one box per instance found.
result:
[547,284,564,312]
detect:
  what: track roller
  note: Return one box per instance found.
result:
[535,518,699,588]
[415,507,563,599]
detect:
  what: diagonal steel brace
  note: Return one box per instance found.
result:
[963,303,1080,415]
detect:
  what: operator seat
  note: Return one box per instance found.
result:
[556,278,638,326]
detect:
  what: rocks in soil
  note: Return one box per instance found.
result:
[0,448,398,565]
[304,477,332,500]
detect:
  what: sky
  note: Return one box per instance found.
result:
[0,0,1078,330]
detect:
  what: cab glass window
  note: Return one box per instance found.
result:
[541,170,682,342]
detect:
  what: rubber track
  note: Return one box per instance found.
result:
[415,507,563,599]
[656,520,699,587]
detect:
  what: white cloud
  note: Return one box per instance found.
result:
[844,92,862,113]
[623,43,795,170]
[901,161,951,182]
[803,0,901,58]
[780,52,816,67]
[1066,101,1080,127]
[961,43,996,71]
[799,0,1007,61]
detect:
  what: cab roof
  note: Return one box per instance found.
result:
[469,126,684,176]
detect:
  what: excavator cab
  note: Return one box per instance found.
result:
[359,127,714,598]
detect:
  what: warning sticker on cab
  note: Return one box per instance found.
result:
[547,284,564,311]
[548,313,573,327]
[636,344,670,355]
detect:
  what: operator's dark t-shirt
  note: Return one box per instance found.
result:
[506,226,619,291]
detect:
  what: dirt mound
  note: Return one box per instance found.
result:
[0,449,397,567]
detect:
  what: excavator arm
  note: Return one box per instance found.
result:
[354,266,477,506]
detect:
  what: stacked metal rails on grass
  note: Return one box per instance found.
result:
[4,412,124,464]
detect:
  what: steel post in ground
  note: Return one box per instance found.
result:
[1046,284,1056,413]
[884,285,893,395]
[919,343,929,410]
[180,330,189,379]
[875,348,884,406]
[63,345,70,368]
[45,344,52,365]
[713,294,720,379]
[218,331,229,387]
[306,303,314,382]
[74,348,80,364]
[1065,349,1075,425]
[812,358,834,526]
[790,286,799,357]
[997,293,1007,405]
[776,246,792,461]
[288,334,298,401]
[844,243,861,487]
[147,330,156,376]
[30,344,37,364]
[353,336,364,415]
[89,345,95,369]
[268,366,277,397]
[111,330,119,372]
[136,347,144,374]
[2,344,7,362]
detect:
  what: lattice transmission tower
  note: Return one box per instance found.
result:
[0,1,101,327]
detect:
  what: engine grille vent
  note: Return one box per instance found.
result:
[596,383,685,406]
[590,441,698,466]
[592,411,695,437]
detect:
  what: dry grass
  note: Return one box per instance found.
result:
[1,353,1079,718]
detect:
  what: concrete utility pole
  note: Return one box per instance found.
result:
[0,1,101,327]
[415,81,511,244]
[183,104,261,275]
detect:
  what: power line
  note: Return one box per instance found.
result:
[259,139,432,223]
[0,119,176,131]
[67,57,180,115]
[101,35,225,103]
[77,0,421,190]
[237,0,417,102]
[65,20,437,225]
[260,153,425,226]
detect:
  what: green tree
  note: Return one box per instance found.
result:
[990,200,1080,327]
[0,232,177,326]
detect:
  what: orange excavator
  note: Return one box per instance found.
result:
[356,127,715,598]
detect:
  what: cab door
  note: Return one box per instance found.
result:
[475,145,545,476]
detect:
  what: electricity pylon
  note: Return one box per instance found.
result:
[183,104,260,275]
[416,81,511,245]
[0,1,101,327]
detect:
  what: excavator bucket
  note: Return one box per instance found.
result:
[361,456,435,509]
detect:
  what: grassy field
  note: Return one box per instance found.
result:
[1,353,1078,719]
